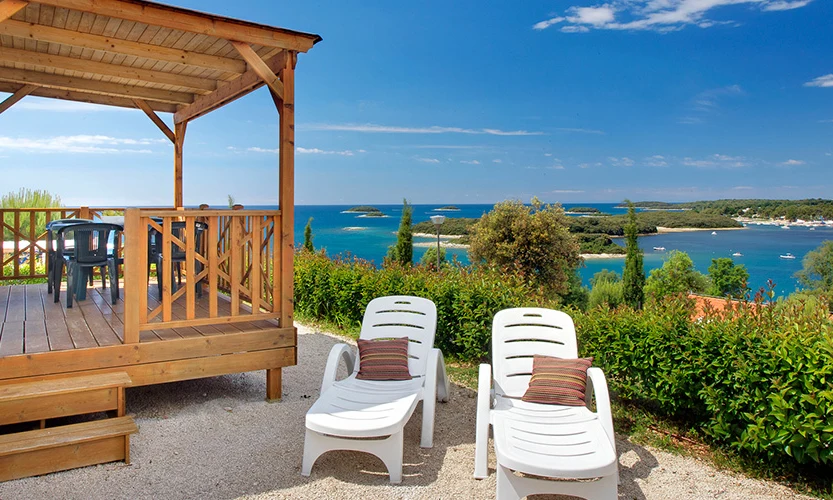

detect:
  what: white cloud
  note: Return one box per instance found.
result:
[680,85,744,124]
[552,189,585,194]
[552,164,566,170]
[644,155,668,167]
[416,157,441,163]
[304,123,543,136]
[731,186,754,190]
[763,0,813,11]
[532,1,813,33]
[460,160,481,165]
[555,127,606,135]
[0,135,162,154]
[245,146,361,156]
[805,74,833,88]
[544,153,553,157]
[569,6,615,26]
[297,147,358,156]
[781,159,805,166]
[608,156,635,167]
[492,159,502,163]
[693,85,744,111]
[533,16,565,30]
[683,154,750,168]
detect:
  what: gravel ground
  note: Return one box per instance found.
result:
[0,324,815,500]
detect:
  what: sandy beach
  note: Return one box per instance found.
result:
[581,253,626,259]
[413,233,465,240]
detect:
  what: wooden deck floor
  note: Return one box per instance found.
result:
[0,283,278,357]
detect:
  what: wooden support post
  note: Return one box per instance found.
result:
[266,367,281,402]
[278,53,295,331]
[122,209,143,345]
[174,122,187,209]
[134,99,176,143]
[0,84,35,115]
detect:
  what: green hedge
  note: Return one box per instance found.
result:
[294,252,833,468]
[577,296,833,467]
[294,251,555,360]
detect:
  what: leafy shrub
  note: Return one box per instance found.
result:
[419,246,446,267]
[645,250,710,298]
[588,279,624,310]
[294,251,555,360]
[295,251,833,469]
[576,295,833,467]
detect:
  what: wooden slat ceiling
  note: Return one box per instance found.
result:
[0,0,320,118]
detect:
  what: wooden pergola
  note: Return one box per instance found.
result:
[0,0,320,206]
[0,0,320,399]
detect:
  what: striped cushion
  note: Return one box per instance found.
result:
[521,355,593,406]
[356,337,412,381]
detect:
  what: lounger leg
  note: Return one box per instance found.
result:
[379,430,404,484]
[301,429,325,477]
[496,465,523,500]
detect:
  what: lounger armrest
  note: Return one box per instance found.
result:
[587,367,615,448]
[320,343,356,394]
[474,363,492,479]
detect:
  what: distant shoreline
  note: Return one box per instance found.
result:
[655,226,746,234]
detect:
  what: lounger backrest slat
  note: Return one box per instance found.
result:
[492,308,578,398]
[359,296,437,378]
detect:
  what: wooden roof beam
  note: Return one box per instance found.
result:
[34,0,320,51]
[0,47,217,93]
[174,51,288,124]
[0,0,28,23]
[0,20,247,75]
[0,67,195,104]
[133,98,175,143]
[0,81,178,112]
[0,83,35,114]
[231,41,283,101]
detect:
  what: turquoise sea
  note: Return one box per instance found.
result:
[289,203,833,298]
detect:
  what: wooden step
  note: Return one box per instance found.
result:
[0,416,138,481]
[0,372,131,426]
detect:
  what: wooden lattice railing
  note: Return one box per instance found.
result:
[1,206,128,281]
[122,208,284,344]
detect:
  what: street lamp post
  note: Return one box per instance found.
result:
[430,215,445,270]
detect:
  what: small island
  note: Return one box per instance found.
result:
[345,205,382,214]
[359,212,387,218]
[434,205,461,211]
[566,206,602,214]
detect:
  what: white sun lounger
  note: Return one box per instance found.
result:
[474,308,618,500]
[302,296,450,484]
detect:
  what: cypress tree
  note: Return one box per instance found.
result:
[303,217,314,253]
[388,199,413,266]
[622,200,645,309]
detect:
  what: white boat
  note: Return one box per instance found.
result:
[782,225,790,230]
[810,227,816,231]
[732,252,742,257]
[652,246,666,251]
[711,231,717,235]
[780,253,796,260]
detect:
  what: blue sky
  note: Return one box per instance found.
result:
[1,0,832,206]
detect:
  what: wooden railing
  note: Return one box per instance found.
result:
[122,208,285,344]
[1,206,126,281]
